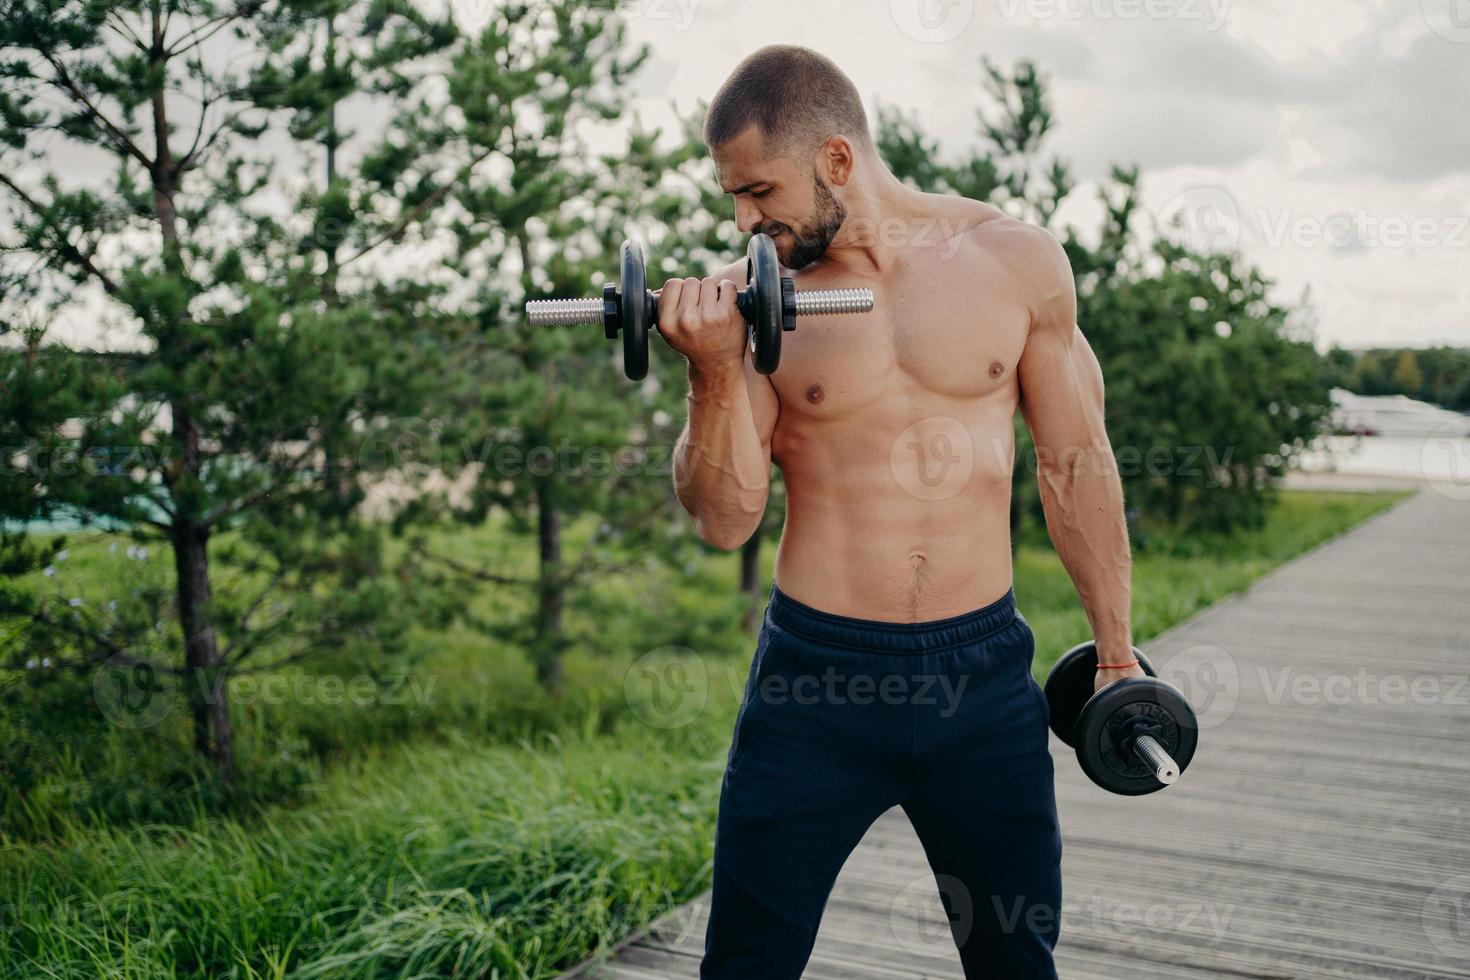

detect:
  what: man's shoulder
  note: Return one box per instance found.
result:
[918,197,1065,272]
[922,203,1075,336]
[966,210,1073,317]
[961,207,1064,268]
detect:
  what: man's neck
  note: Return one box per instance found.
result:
[816,165,930,277]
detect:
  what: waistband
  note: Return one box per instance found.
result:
[767,582,1018,654]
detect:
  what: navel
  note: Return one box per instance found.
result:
[989,361,1006,380]
[806,383,825,404]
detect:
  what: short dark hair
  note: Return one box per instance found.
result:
[703,45,872,159]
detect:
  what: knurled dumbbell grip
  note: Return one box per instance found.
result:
[1132,734,1180,785]
[794,287,874,316]
[524,297,605,326]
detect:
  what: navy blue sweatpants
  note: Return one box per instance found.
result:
[701,583,1062,979]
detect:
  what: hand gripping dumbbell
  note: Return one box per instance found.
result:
[1044,642,1199,796]
[523,233,875,380]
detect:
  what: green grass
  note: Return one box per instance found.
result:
[0,728,725,979]
[0,512,750,839]
[0,489,1407,978]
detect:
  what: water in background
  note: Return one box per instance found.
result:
[1300,435,1466,482]
[1297,389,1470,484]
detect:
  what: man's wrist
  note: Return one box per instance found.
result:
[688,358,745,393]
[1095,640,1137,668]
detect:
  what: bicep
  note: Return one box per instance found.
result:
[1012,225,1105,449]
[715,256,778,454]
[1018,318,1107,452]
[745,353,779,455]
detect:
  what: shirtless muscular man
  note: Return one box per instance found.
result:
[659,46,1143,979]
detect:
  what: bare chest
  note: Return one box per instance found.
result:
[770,255,1030,418]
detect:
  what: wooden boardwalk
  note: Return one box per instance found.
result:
[570,491,1470,979]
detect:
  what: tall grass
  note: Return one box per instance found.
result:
[0,512,749,839]
[0,490,1407,978]
[1,724,728,979]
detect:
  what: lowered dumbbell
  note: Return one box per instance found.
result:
[1044,642,1199,796]
[524,233,875,380]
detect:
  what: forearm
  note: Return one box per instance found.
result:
[673,365,770,550]
[1035,437,1133,660]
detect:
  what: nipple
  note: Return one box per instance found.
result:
[806,383,825,404]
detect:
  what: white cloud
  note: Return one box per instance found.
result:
[619,0,1468,349]
[12,0,1466,352]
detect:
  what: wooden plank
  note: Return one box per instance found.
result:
[566,492,1470,979]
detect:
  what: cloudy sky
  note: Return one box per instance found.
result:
[16,0,1467,352]
[595,0,1470,350]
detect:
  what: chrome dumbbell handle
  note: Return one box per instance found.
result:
[525,287,875,328]
[1132,734,1181,785]
[794,287,874,316]
[525,298,605,327]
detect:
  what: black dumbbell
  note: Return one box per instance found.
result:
[1044,642,1199,796]
[523,233,875,380]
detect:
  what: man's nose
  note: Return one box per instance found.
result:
[734,199,764,234]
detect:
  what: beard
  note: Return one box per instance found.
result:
[762,173,847,270]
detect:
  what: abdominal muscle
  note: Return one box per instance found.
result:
[769,405,1018,623]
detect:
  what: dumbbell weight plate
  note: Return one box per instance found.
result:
[744,233,783,375]
[619,240,651,381]
[1044,642,1155,748]
[1074,677,1198,796]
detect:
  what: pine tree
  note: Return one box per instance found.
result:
[0,0,467,782]
[398,1,709,688]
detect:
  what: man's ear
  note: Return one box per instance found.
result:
[819,136,856,187]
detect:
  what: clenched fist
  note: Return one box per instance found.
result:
[656,277,747,379]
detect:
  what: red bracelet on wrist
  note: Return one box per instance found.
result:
[1096,659,1140,670]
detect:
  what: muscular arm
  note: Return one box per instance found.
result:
[669,261,781,551]
[1014,229,1135,670]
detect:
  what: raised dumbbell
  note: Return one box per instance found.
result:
[1044,642,1199,796]
[524,233,875,380]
